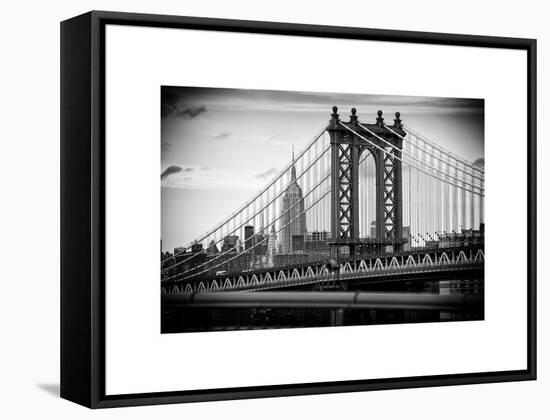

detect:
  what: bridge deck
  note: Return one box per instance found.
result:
[168,245,484,285]
[230,262,483,293]
[162,246,484,295]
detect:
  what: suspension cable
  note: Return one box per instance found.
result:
[173,187,332,282]
[162,143,331,272]
[339,122,484,197]
[167,126,327,256]
[403,124,484,175]
[383,124,484,182]
[163,173,331,281]
[357,123,483,192]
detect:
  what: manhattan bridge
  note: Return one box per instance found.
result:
[161,107,484,332]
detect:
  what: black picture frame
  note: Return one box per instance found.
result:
[60,10,537,408]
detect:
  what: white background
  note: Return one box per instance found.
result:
[0,0,548,418]
[105,25,526,394]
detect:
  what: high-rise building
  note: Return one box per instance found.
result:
[402,226,411,251]
[304,230,330,254]
[221,235,239,252]
[206,239,219,255]
[280,152,306,253]
[253,232,268,255]
[305,231,329,242]
[191,242,203,253]
[370,220,377,239]
[244,225,254,250]
[174,246,185,255]
[292,234,305,252]
[267,224,278,266]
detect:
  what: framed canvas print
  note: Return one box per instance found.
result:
[60,11,537,408]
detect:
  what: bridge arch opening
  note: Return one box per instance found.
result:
[358,149,377,239]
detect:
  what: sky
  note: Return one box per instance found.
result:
[161,86,484,252]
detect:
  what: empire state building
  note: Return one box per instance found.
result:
[280,153,306,253]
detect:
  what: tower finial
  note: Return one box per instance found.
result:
[394,111,402,128]
[376,110,384,127]
[290,144,297,182]
[350,107,358,124]
[329,105,340,128]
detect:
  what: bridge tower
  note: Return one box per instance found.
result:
[327,106,406,258]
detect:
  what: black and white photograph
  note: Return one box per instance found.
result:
[53,5,538,411]
[0,0,544,414]
[160,87,485,333]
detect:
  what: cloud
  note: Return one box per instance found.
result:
[161,89,179,118]
[172,105,207,119]
[213,131,231,140]
[161,166,195,180]
[161,89,207,120]
[161,165,183,179]
[160,86,483,118]
[472,158,485,167]
[163,168,264,191]
[255,168,277,179]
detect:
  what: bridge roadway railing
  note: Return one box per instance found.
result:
[165,244,483,285]
[226,262,483,293]
[162,246,484,295]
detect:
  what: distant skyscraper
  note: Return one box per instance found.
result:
[191,242,203,253]
[267,224,277,266]
[370,220,377,239]
[206,239,219,255]
[280,151,306,253]
[244,225,254,250]
[221,235,239,252]
[305,231,329,242]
